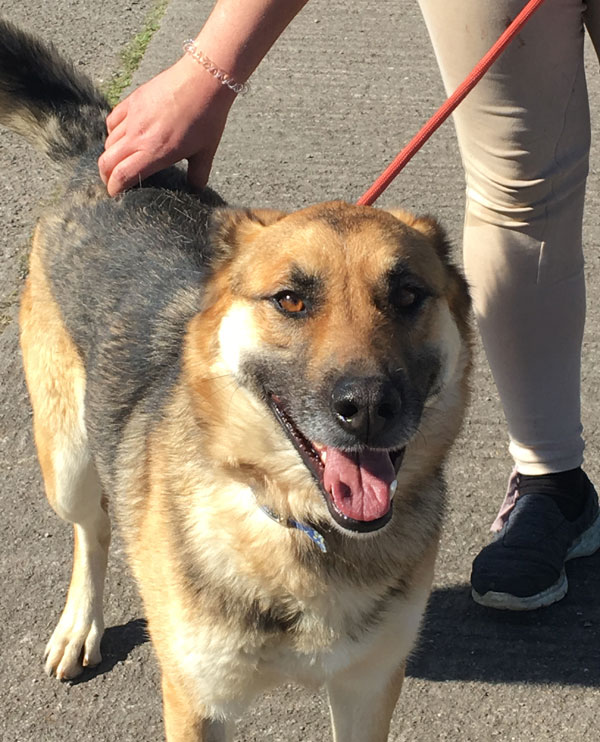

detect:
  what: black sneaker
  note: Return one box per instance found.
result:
[471,471,600,610]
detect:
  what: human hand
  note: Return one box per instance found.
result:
[98,54,236,196]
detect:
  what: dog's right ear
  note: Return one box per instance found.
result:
[210,208,288,260]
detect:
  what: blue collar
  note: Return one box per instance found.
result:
[257,503,327,553]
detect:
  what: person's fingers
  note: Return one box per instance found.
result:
[106,100,128,133]
[105,150,168,196]
[98,149,111,184]
[186,152,212,191]
[99,136,137,189]
[104,119,127,150]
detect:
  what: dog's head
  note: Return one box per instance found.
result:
[185,201,470,536]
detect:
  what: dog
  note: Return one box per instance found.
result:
[0,19,471,742]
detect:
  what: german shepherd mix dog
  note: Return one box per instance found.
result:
[0,20,471,742]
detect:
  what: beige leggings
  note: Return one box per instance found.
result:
[419,0,600,475]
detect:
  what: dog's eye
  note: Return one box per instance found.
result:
[274,291,307,315]
[392,285,428,314]
[397,287,420,307]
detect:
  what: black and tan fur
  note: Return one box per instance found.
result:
[1,20,471,742]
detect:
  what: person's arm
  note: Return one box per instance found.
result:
[98,0,309,196]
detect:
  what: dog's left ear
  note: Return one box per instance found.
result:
[385,209,451,261]
[210,207,288,260]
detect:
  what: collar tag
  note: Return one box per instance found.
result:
[257,503,327,553]
[289,518,328,552]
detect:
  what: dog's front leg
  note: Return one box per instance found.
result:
[326,660,406,742]
[162,674,233,742]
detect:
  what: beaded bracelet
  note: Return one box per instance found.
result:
[183,40,250,96]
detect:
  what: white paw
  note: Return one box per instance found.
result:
[44,607,104,680]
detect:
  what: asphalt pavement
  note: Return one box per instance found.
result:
[1,1,600,740]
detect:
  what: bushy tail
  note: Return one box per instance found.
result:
[0,18,109,162]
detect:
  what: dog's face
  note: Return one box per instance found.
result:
[187,201,470,535]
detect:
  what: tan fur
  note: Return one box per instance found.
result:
[23,201,471,740]
[21,227,109,680]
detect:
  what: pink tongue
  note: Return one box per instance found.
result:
[323,448,396,522]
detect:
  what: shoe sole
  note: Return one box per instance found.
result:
[471,511,600,611]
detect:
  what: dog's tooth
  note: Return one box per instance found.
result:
[313,443,326,463]
[390,479,398,498]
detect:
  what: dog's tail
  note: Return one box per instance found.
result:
[0,19,109,163]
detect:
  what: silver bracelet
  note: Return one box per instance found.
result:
[183,40,250,96]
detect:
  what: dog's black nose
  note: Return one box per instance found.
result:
[331,376,402,444]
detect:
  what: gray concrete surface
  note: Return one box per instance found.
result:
[1,1,600,740]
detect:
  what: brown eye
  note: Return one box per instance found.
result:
[397,287,418,307]
[274,291,307,315]
[385,266,430,317]
[391,283,428,315]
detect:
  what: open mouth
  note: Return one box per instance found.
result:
[268,395,405,533]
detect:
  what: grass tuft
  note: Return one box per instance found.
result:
[102,0,169,106]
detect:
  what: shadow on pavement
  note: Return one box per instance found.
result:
[70,617,149,684]
[408,551,600,686]
[68,553,600,688]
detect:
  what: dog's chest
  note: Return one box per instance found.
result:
[173,579,425,718]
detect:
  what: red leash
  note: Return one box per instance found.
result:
[356,0,548,206]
